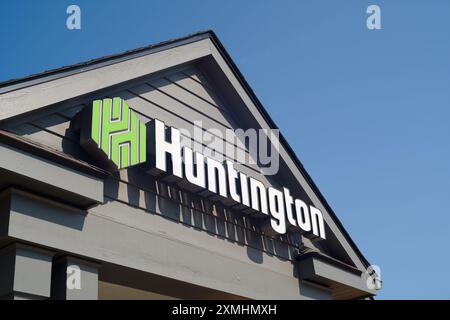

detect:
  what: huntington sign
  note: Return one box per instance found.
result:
[80,97,326,239]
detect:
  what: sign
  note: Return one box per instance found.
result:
[80,97,326,239]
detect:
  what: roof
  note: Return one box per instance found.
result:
[0,30,371,270]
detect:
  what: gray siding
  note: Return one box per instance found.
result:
[2,64,300,262]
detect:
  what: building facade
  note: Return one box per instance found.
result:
[0,31,376,300]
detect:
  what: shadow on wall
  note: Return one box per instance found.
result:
[102,166,299,265]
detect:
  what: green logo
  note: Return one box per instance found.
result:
[80,97,146,170]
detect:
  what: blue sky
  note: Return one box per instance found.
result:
[1,0,449,299]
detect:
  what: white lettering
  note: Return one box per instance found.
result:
[149,118,326,239]
[268,187,286,234]
[206,157,227,197]
[152,119,182,178]
[183,146,206,189]
[249,177,268,215]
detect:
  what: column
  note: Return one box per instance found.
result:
[0,243,54,300]
[51,256,100,300]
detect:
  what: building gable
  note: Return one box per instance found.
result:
[0,31,375,299]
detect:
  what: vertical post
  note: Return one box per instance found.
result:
[51,256,100,300]
[0,243,54,300]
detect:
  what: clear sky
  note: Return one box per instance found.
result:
[1,0,449,299]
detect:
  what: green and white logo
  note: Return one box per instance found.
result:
[79,97,326,238]
[80,97,146,170]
